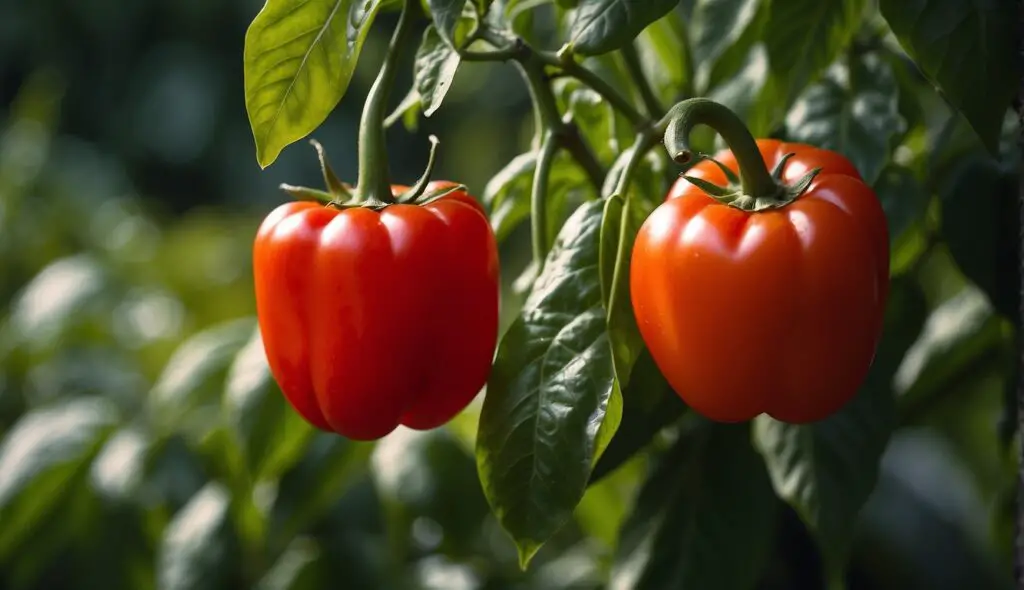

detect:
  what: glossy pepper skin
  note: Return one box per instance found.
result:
[630,139,889,424]
[253,182,500,440]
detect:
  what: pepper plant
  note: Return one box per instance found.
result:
[0,0,1017,589]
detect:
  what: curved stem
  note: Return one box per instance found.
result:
[662,98,777,199]
[536,51,646,127]
[621,42,663,118]
[531,131,559,268]
[356,0,419,204]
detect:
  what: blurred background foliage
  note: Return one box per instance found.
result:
[0,0,1018,589]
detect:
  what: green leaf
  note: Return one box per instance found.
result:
[894,286,1007,413]
[7,254,110,352]
[157,483,238,590]
[371,427,490,557]
[761,0,867,123]
[427,0,476,47]
[244,0,386,168]
[414,26,462,117]
[690,0,761,92]
[610,422,778,590]
[89,426,151,504]
[879,0,1016,156]
[635,9,691,103]
[590,348,686,485]
[255,537,326,590]
[939,156,1019,320]
[149,318,255,432]
[874,165,930,263]
[223,328,316,483]
[569,0,681,56]
[785,51,904,184]
[270,434,374,541]
[0,398,118,559]
[752,277,927,582]
[599,193,648,388]
[476,200,621,567]
[552,78,620,163]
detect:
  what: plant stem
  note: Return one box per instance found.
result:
[534,51,646,127]
[532,131,559,268]
[661,98,778,199]
[356,0,419,204]
[513,50,604,190]
[620,42,663,118]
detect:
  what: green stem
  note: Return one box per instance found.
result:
[662,97,777,199]
[537,50,646,127]
[531,131,559,268]
[514,52,604,190]
[620,42,663,118]
[355,0,419,204]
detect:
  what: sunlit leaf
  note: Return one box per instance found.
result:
[0,398,118,558]
[414,25,462,117]
[157,483,238,590]
[244,0,386,167]
[569,0,680,56]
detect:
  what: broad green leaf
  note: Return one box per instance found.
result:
[894,286,1008,413]
[569,0,680,56]
[598,193,648,388]
[371,427,490,556]
[753,277,927,582]
[244,0,386,168]
[270,433,374,541]
[761,0,867,124]
[0,398,118,558]
[427,0,479,47]
[634,9,691,103]
[707,44,773,138]
[475,0,495,14]
[255,537,325,590]
[7,254,110,352]
[476,200,621,567]
[414,26,462,117]
[222,328,316,483]
[785,52,904,184]
[879,0,1016,156]
[939,156,1019,320]
[690,0,762,93]
[149,318,255,431]
[610,422,778,590]
[483,151,589,244]
[589,349,686,485]
[157,483,238,590]
[89,426,150,504]
[552,78,620,163]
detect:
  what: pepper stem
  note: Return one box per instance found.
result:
[355,0,419,205]
[662,98,779,200]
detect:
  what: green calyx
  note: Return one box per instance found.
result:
[279,136,462,211]
[662,98,820,212]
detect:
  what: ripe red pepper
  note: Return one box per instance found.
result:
[631,99,890,424]
[253,182,500,440]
